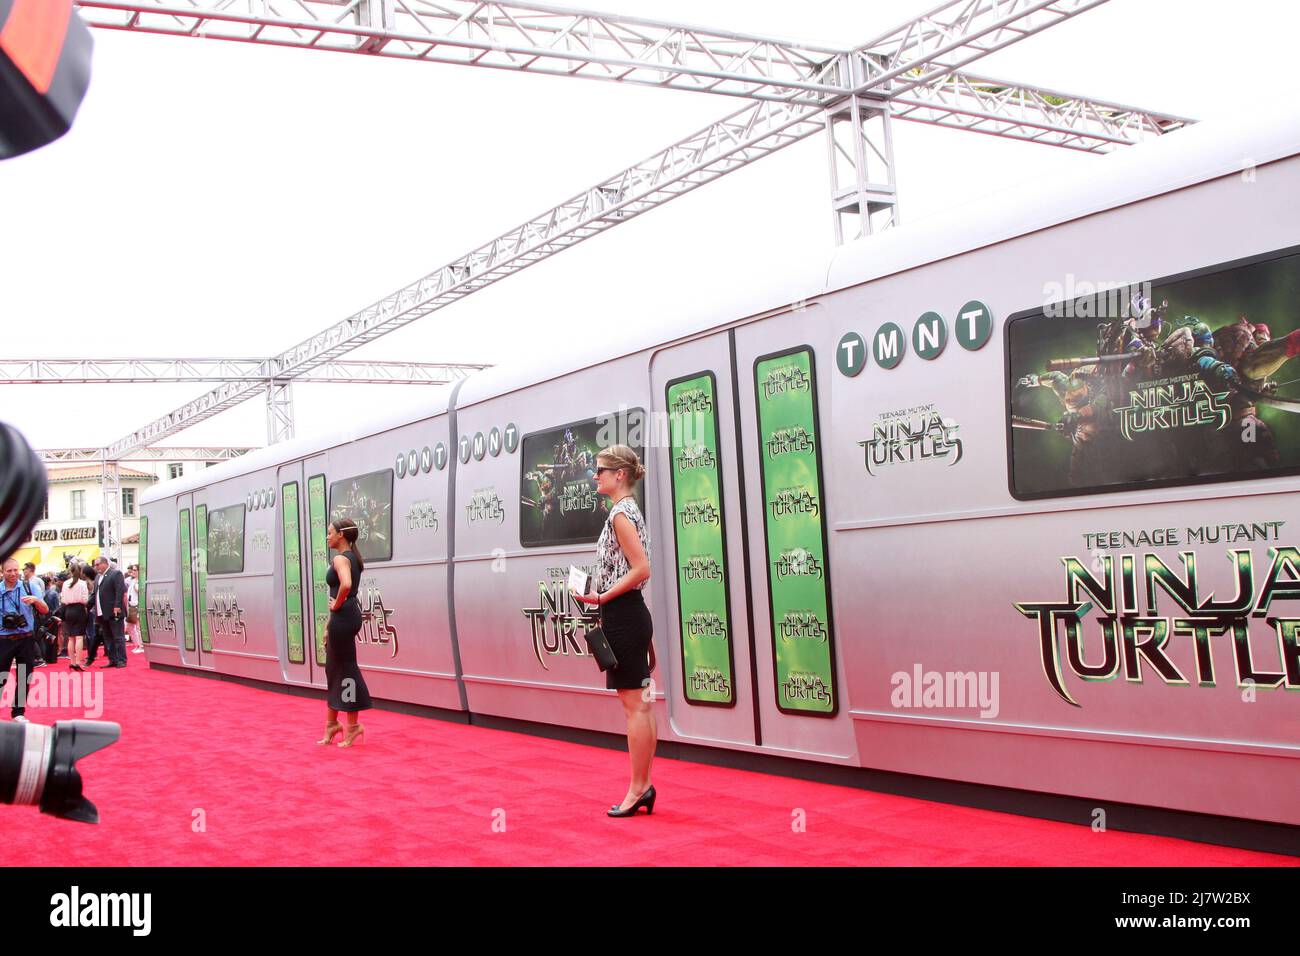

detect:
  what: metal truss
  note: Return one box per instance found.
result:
[101,459,123,563]
[1,358,488,384]
[39,447,257,464]
[78,1,1125,104]
[889,71,1188,151]
[80,0,1191,455]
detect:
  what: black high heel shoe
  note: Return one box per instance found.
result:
[607,785,655,818]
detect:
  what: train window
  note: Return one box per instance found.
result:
[519,408,646,548]
[1007,246,1300,500]
[206,504,246,575]
[329,469,394,562]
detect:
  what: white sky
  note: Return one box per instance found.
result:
[4,0,1300,452]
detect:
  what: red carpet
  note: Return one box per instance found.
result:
[1,658,1294,866]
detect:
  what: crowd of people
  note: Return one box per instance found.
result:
[0,556,143,722]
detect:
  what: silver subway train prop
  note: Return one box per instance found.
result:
[142,107,1300,827]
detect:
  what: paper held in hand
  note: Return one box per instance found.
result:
[568,566,591,596]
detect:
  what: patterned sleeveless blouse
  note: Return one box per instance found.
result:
[595,496,650,593]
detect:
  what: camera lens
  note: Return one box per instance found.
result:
[0,720,119,824]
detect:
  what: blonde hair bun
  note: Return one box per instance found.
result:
[599,444,645,482]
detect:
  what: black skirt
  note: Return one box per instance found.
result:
[61,603,88,638]
[600,589,653,690]
[325,600,373,712]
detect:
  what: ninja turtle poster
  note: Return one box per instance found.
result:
[519,412,645,548]
[1008,249,1300,498]
[329,469,394,561]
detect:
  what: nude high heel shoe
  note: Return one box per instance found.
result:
[338,723,365,748]
[317,721,343,745]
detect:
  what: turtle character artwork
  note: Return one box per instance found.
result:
[1009,252,1300,498]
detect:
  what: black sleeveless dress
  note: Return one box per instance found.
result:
[325,550,372,712]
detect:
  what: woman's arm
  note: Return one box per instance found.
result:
[594,512,650,605]
[330,554,352,611]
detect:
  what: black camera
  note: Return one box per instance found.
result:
[2,612,26,631]
[0,720,119,823]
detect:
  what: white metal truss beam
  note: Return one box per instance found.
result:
[77,1,1120,106]
[888,71,1188,151]
[1,359,488,384]
[39,447,257,464]
[89,0,1191,454]
[76,0,842,103]
[101,458,122,563]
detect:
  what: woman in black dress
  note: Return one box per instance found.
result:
[317,517,372,747]
[571,445,656,817]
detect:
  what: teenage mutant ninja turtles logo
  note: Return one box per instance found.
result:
[778,610,828,644]
[670,388,713,416]
[682,555,724,582]
[680,500,720,527]
[1113,375,1231,440]
[207,591,247,643]
[146,594,176,634]
[675,444,717,472]
[522,572,600,670]
[1015,543,1300,707]
[358,584,398,658]
[761,364,810,399]
[774,548,823,580]
[558,481,599,515]
[782,671,832,704]
[769,487,819,520]
[765,425,816,459]
[859,410,963,476]
[407,500,440,533]
[466,488,506,524]
[684,611,727,640]
[689,667,732,696]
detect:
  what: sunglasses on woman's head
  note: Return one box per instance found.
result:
[595,466,620,475]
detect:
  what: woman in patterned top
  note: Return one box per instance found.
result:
[572,444,657,817]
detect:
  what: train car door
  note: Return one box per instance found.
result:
[649,332,758,747]
[733,312,858,762]
[302,456,330,689]
[175,493,209,670]
[278,461,313,686]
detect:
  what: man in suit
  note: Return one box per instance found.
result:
[92,557,128,668]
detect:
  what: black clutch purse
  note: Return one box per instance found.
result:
[584,624,619,672]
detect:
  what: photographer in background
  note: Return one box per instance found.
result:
[41,574,62,665]
[1,558,49,722]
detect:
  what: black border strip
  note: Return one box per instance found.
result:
[446,378,470,713]
[1004,242,1300,501]
[751,344,840,718]
[730,329,764,745]
[664,369,738,709]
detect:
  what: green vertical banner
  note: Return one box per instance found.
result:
[754,347,838,716]
[282,481,305,664]
[196,504,211,653]
[308,475,329,667]
[179,509,195,652]
[666,372,736,706]
[139,516,149,644]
